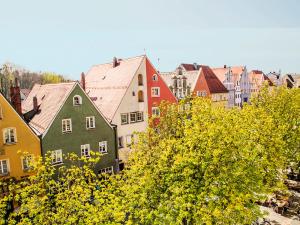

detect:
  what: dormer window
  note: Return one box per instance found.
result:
[153,74,158,81]
[73,95,82,106]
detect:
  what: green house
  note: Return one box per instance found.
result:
[22,82,119,173]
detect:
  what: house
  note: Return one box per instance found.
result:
[84,55,177,162]
[22,82,119,174]
[212,66,250,107]
[194,66,228,106]
[0,79,41,179]
[249,70,273,96]
[161,65,228,106]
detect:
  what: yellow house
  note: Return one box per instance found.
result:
[0,92,41,179]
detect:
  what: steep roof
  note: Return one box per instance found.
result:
[212,67,229,83]
[180,63,201,71]
[22,82,76,135]
[198,66,228,93]
[85,55,145,121]
[160,70,199,90]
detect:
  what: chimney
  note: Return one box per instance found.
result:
[33,96,38,112]
[112,57,118,68]
[81,72,86,91]
[224,65,227,68]
[10,78,22,115]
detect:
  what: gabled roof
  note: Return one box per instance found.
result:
[212,67,229,83]
[0,92,40,141]
[198,66,228,93]
[22,82,76,135]
[85,55,145,121]
[20,89,31,97]
[180,63,201,71]
[160,70,199,90]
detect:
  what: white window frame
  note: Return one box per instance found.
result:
[99,141,108,154]
[62,119,72,133]
[73,95,82,106]
[99,166,113,174]
[3,127,17,144]
[86,116,96,129]
[0,159,9,176]
[152,74,158,81]
[136,112,144,122]
[130,112,137,123]
[52,149,63,165]
[121,113,129,125]
[151,87,160,97]
[152,107,160,117]
[81,144,90,157]
[22,155,33,171]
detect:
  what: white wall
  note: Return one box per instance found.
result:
[111,58,148,161]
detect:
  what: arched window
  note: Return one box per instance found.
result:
[138,74,143,86]
[73,95,82,106]
[138,90,144,102]
[153,74,158,81]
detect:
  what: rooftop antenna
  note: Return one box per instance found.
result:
[143,48,146,55]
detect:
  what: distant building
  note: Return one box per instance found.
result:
[22,82,119,174]
[161,65,228,106]
[249,70,273,96]
[84,55,177,162]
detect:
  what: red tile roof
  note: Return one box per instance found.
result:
[180,63,200,71]
[199,66,228,94]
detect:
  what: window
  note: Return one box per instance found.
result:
[99,141,108,154]
[81,144,90,157]
[138,74,143,86]
[118,136,124,148]
[151,87,160,97]
[138,90,144,102]
[196,91,201,96]
[99,166,113,174]
[152,107,160,117]
[73,95,82,106]
[86,116,96,129]
[152,74,158,81]
[3,128,17,144]
[0,160,9,176]
[137,112,144,122]
[22,155,33,171]
[121,113,129,125]
[130,112,137,123]
[202,91,207,97]
[51,150,63,165]
[62,119,72,133]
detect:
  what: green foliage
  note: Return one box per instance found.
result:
[0,87,299,225]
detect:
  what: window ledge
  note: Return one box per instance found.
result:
[86,127,96,130]
[62,131,72,134]
[100,152,108,155]
[52,162,64,166]
[0,172,10,177]
[4,142,17,146]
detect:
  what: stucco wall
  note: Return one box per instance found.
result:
[42,85,118,173]
[0,95,41,179]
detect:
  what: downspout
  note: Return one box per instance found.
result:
[112,124,120,173]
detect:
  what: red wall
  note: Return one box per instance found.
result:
[146,58,177,117]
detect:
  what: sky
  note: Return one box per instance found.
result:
[0,0,300,79]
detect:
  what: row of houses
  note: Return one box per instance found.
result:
[0,55,276,179]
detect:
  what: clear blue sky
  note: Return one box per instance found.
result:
[0,0,300,79]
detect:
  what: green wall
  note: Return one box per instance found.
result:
[42,84,118,173]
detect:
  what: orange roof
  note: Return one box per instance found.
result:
[199,66,228,94]
[212,67,229,83]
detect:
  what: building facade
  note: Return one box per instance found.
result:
[84,55,177,162]
[22,82,119,174]
[0,90,40,179]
